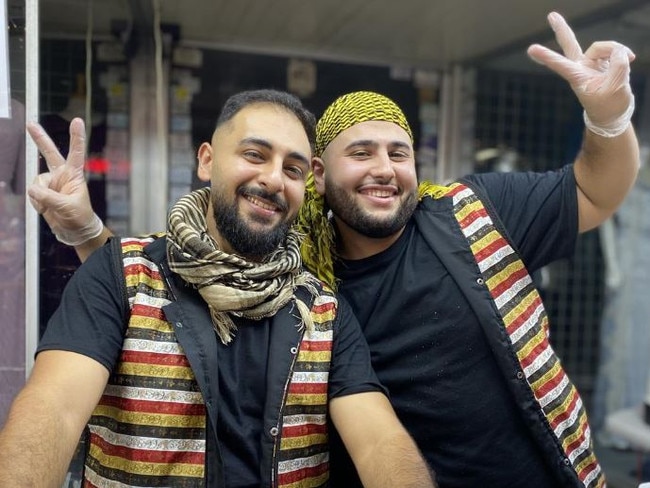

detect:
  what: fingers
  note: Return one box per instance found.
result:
[547,11,583,62]
[26,122,66,171]
[27,180,70,216]
[526,44,549,66]
[26,118,87,174]
[583,41,635,64]
[599,46,632,94]
[27,190,45,214]
[32,172,52,190]
[526,44,588,88]
[67,118,87,172]
[27,174,54,214]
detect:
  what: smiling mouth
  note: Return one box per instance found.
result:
[245,194,280,212]
[360,188,397,198]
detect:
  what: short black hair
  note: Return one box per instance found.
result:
[216,89,316,151]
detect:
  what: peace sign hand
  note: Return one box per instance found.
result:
[527,12,635,135]
[27,117,102,246]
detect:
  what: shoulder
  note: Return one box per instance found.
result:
[459,166,575,200]
[297,269,337,296]
[294,270,340,321]
[113,233,168,270]
[122,233,166,255]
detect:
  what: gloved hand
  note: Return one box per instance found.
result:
[27,117,103,246]
[527,11,635,138]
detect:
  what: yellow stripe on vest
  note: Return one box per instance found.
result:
[117,361,195,380]
[454,198,484,224]
[280,433,329,450]
[88,443,204,477]
[93,405,206,428]
[285,393,328,406]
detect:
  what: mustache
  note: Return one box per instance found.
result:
[238,186,288,213]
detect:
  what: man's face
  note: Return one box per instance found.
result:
[197,103,311,259]
[314,120,418,241]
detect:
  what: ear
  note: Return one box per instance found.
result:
[196,142,213,182]
[311,157,326,196]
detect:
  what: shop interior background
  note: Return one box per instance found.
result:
[2,0,650,486]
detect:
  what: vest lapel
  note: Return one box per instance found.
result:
[413,186,604,488]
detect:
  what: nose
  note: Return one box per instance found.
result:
[370,152,396,181]
[258,158,285,193]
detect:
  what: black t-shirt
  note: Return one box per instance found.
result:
[38,242,385,488]
[214,302,383,488]
[217,317,270,488]
[331,168,578,488]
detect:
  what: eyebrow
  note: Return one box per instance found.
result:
[241,137,311,168]
[344,139,411,151]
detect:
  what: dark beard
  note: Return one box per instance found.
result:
[212,186,292,259]
[324,180,418,238]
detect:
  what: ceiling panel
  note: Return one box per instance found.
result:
[40,0,650,68]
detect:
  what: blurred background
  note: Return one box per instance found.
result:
[1,1,650,486]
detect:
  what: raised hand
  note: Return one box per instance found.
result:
[27,117,102,245]
[527,11,635,137]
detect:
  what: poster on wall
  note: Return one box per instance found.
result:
[0,0,9,118]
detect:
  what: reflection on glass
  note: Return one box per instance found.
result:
[0,100,25,420]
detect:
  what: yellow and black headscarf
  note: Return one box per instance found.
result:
[314,91,414,157]
[296,91,442,289]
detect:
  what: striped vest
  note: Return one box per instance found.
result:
[84,236,335,487]
[438,183,604,488]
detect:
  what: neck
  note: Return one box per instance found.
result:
[334,218,405,260]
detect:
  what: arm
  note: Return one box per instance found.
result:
[325,296,435,486]
[527,12,640,233]
[74,225,114,262]
[27,118,112,262]
[574,126,638,232]
[0,350,109,487]
[330,392,436,488]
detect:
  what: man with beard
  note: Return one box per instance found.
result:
[297,12,639,488]
[23,11,640,488]
[0,90,436,488]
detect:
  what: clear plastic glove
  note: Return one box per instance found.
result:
[527,12,635,137]
[27,117,103,246]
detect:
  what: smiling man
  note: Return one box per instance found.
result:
[0,89,436,488]
[298,12,640,488]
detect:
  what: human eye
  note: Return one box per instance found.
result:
[350,149,371,158]
[390,150,410,161]
[389,144,411,161]
[285,164,305,180]
[243,150,265,162]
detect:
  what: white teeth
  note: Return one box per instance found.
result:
[364,190,393,198]
[247,196,276,211]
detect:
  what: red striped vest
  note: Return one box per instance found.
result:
[84,236,335,487]
[442,183,604,488]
